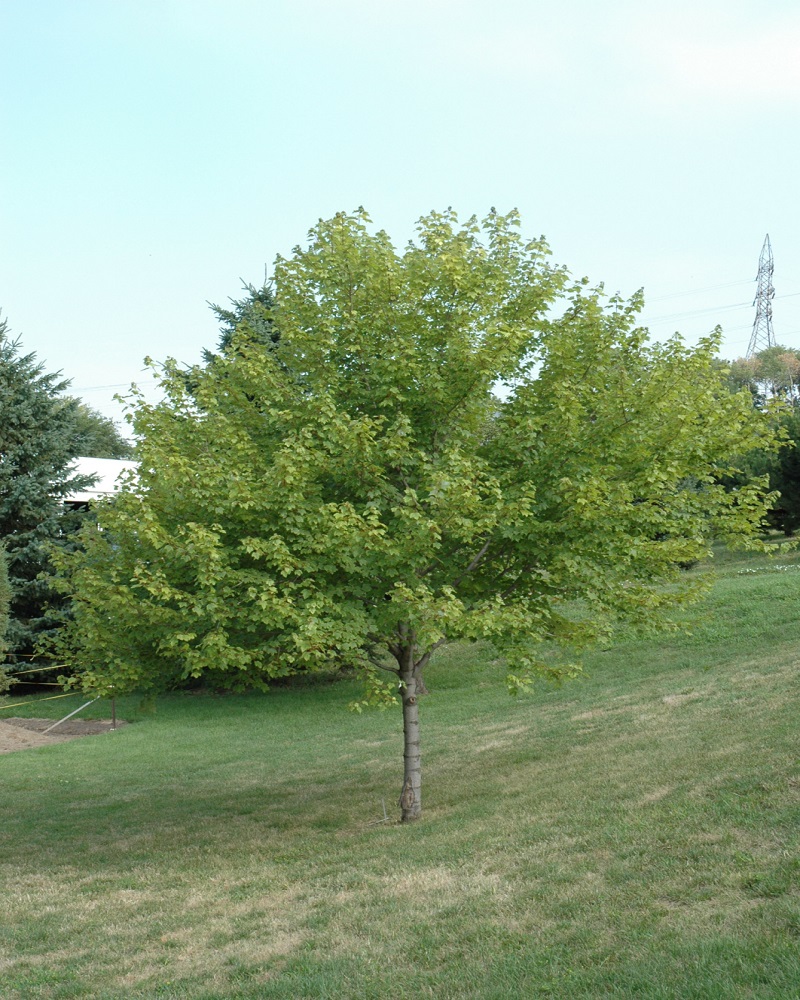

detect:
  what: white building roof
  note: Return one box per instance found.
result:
[65,457,138,503]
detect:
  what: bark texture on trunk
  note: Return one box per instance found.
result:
[392,629,439,822]
[399,668,422,822]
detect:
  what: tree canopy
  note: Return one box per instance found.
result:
[53,210,776,820]
[70,401,134,459]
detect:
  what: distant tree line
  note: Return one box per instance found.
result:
[722,346,800,535]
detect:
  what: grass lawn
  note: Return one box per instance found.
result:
[1,546,799,998]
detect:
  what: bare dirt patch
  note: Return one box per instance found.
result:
[0,717,127,754]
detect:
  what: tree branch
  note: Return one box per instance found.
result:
[414,636,448,673]
[360,654,400,675]
[450,537,492,589]
[499,562,535,600]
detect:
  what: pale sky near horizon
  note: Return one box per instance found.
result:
[2,0,799,427]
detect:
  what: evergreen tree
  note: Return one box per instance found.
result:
[0,319,93,656]
[204,282,277,362]
[179,282,278,397]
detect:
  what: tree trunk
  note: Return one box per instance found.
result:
[399,668,422,822]
[392,629,436,822]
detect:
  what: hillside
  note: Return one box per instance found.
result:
[1,546,798,998]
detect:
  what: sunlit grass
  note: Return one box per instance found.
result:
[1,546,798,998]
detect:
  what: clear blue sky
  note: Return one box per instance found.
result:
[2,0,799,425]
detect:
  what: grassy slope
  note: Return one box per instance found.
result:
[0,548,798,999]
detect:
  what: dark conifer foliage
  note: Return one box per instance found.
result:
[0,319,93,655]
[204,282,277,361]
[765,408,800,535]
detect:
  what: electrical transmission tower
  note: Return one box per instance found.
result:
[746,234,776,358]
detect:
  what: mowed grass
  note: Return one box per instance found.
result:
[1,547,799,998]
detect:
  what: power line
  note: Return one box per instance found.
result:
[644,289,800,326]
[646,278,754,303]
[645,300,752,323]
[72,383,132,391]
